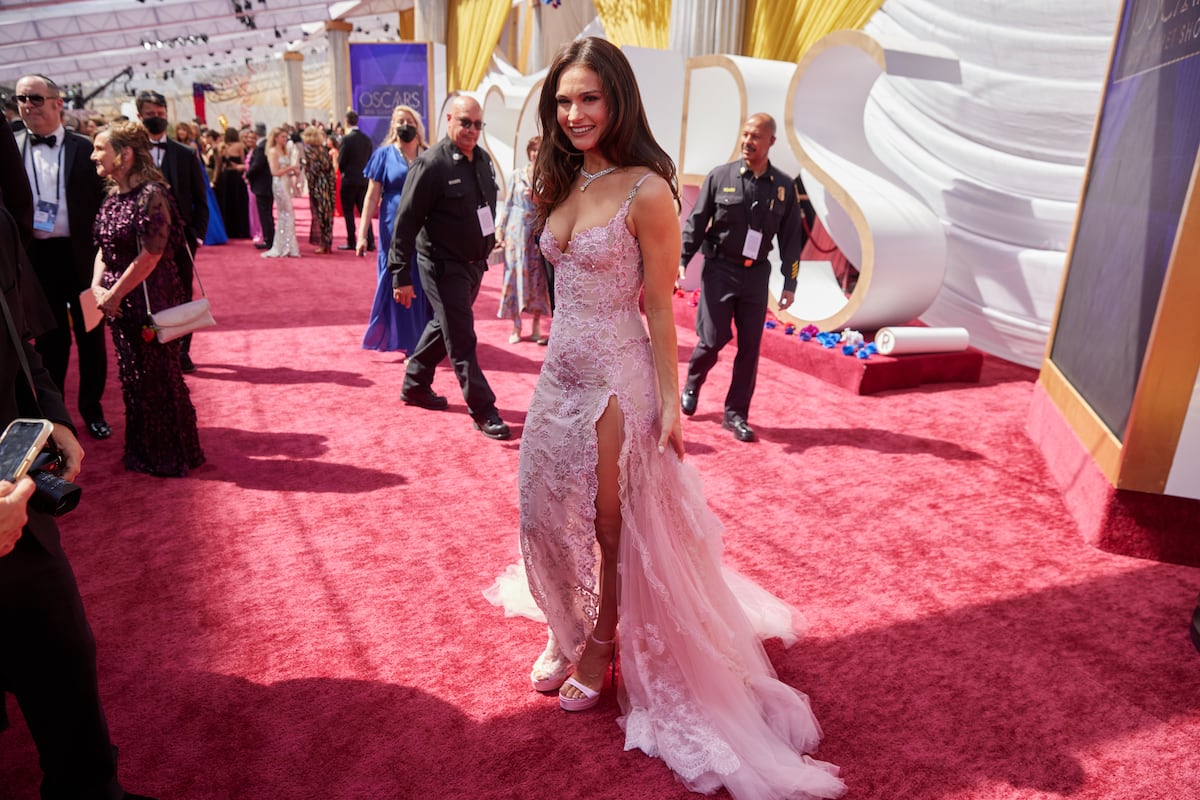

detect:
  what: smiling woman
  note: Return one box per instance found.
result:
[90,120,206,477]
[491,36,846,800]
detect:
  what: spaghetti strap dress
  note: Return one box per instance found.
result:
[490,174,845,800]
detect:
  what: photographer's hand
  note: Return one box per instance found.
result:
[50,424,85,482]
[0,477,35,558]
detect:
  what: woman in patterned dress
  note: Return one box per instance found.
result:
[496,136,552,344]
[301,126,336,254]
[90,120,204,477]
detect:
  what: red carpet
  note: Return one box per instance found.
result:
[3,199,1199,800]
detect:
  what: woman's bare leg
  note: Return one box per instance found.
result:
[560,396,622,700]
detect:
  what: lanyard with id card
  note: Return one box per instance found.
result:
[742,228,763,261]
[26,136,64,233]
[34,201,59,233]
[477,206,495,237]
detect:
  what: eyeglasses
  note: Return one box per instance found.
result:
[14,94,59,107]
[456,118,486,131]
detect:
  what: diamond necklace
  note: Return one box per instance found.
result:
[579,165,618,192]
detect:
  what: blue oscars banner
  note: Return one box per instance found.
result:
[348,43,434,146]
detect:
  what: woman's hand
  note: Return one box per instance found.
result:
[50,424,84,482]
[355,236,368,257]
[97,287,122,318]
[657,402,685,460]
[0,477,35,558]
[393,286,414,308]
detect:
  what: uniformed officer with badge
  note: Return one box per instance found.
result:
[679,112,806,442]
[388,95,511,440]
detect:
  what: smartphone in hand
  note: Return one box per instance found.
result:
[0,419,54,483]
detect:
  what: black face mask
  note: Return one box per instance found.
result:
[396,124,417,143]
[143,116,169,136]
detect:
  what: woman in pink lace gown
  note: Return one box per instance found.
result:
[494,38,845,799]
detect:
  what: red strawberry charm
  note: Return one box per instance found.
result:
[141,326,157,342]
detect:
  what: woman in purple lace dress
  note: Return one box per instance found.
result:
[90,121,205,477]
[488,38,843,800]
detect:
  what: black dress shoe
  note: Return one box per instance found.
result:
[722,414,756,442]
[86,419,113,440]
[681,387,699,416]
[180,353,196,374]
[337,244,356,251]
[400,388,449,411]
[254,242,271,250]
[473,413,511,440]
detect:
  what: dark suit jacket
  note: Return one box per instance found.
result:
[14,127,105,292]
[337,128,372,187]
[158,139,208,247]
[246,140,272,198]
[0,123,33,251]
[0,205,73,557]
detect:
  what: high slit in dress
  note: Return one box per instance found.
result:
[488,174,845,800]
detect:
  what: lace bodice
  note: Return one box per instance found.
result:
[541,197,644,322]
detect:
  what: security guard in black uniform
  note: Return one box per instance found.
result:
[388,95,511,440]
[679,113,806,442]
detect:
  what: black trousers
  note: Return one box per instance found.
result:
[685,257,769,420]
[28,238,107,424]
[403,256,497,419]
[339,180,372,248]
[0,531,124,800]
[254,192,275,248]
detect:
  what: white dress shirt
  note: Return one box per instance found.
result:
[24,124,71,239]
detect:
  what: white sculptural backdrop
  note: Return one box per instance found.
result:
[783,30,961,331]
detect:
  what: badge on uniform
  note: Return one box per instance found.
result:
[777,186,786,203]
[477,206,495,236]
[722,187,736,192]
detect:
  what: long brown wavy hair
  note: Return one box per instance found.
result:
[532,36,678,226]
[99,120,164,193]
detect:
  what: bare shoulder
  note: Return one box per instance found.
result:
[627,172,679,243]
[628,172,675,215]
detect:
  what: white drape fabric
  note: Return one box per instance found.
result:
[669,0,745,59]
[863,0,1119,366]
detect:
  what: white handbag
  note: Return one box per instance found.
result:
[147,296,214,343]
[142,251,215,344]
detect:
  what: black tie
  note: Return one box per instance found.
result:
[31,133,56,147]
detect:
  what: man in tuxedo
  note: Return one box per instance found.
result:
[337,110,374,252]
[136,91,208,374]
[14,74,111,441]
[0,166,156,798]
[245,124,273,251]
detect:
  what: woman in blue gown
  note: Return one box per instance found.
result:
[200,158,227,245]
[358,105,432,354]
